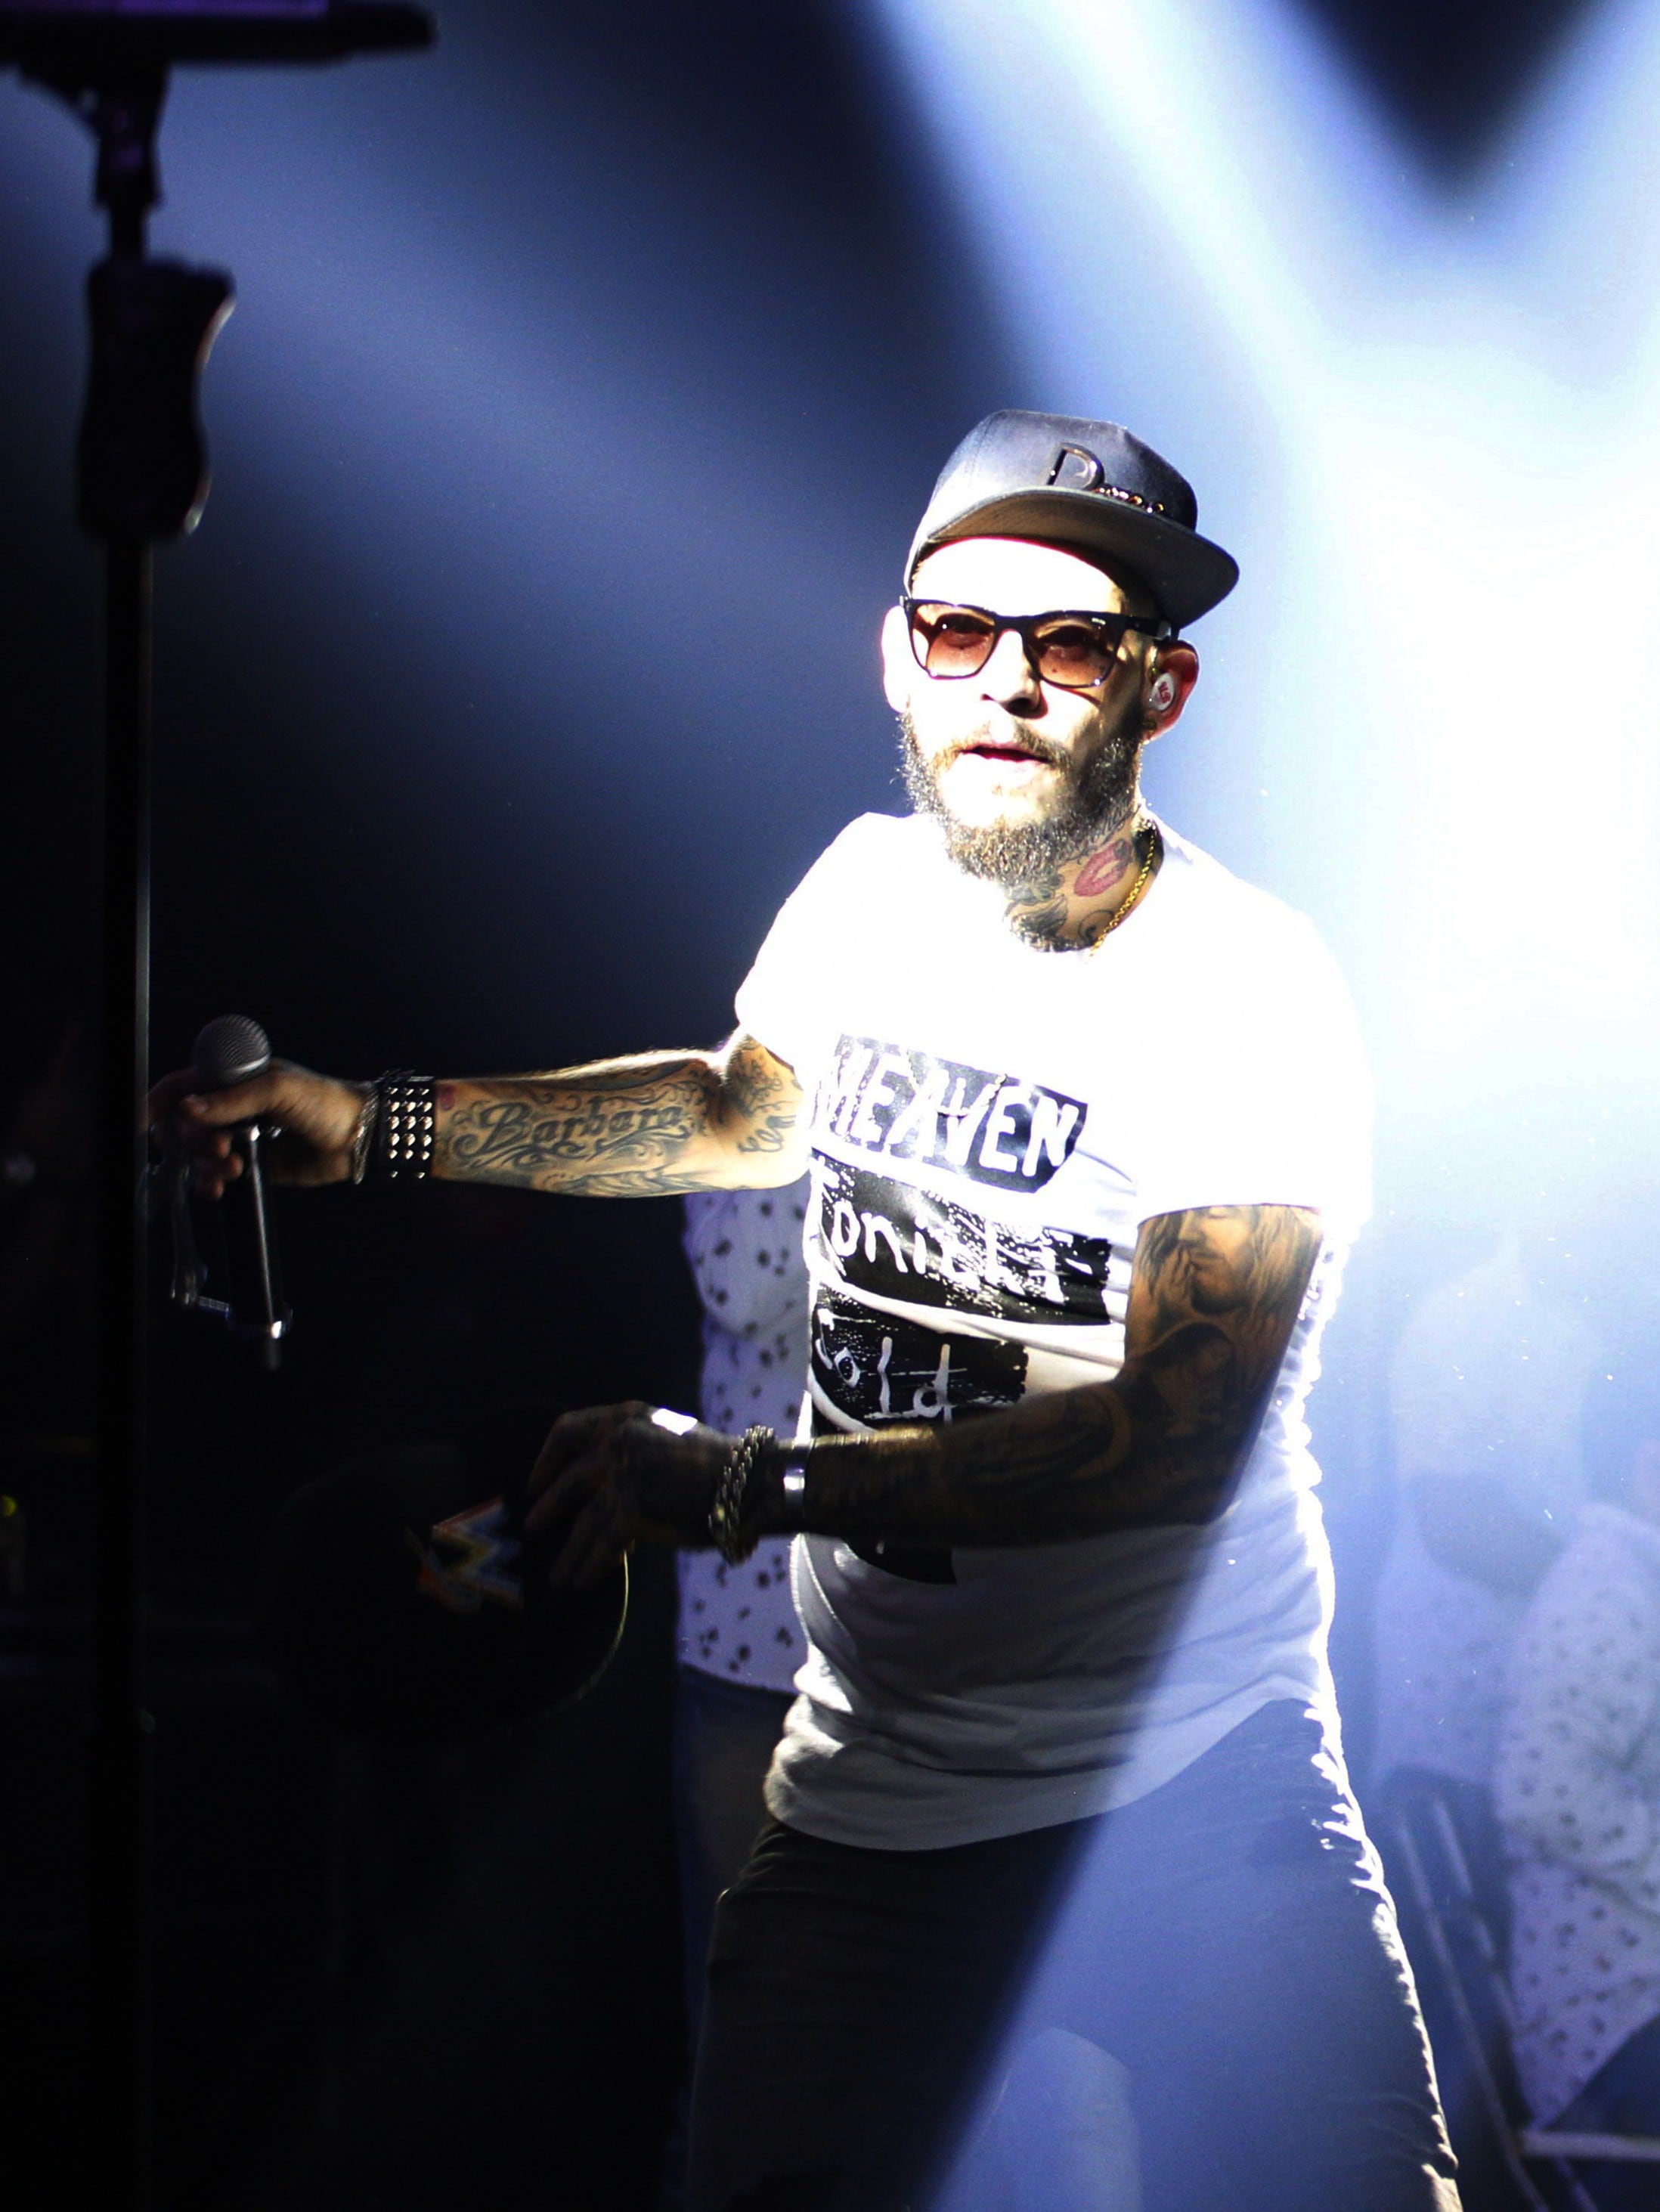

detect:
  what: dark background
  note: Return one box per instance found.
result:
[0,3,1605,2205]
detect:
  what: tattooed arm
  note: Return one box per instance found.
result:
[763,1201,1321,1543]
[150,1030,804,1198]
[434,1030,807,1197]
[528,1203,1324,1582]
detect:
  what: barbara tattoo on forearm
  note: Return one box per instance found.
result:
[788,1204,1322,1546]
[435,1059,721,1194]
[432,1037,802,1196]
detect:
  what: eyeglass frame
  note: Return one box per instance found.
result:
[901,593,1172,692]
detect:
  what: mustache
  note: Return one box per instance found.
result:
[938,722,1070,771]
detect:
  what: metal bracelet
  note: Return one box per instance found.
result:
[709,1425,773,1566]
[348,1086,379,1185]
[777,1446,811,1529]
[371,1072,437,1182]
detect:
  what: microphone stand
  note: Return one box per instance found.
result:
[0,11,434,2204]
[91,77,161,2212]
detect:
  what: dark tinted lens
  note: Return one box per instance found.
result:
[912,603,997,677]
[1031,616,1120,686]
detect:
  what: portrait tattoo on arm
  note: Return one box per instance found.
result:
[432,1035,804,1197]
[782,1203,1323,1547]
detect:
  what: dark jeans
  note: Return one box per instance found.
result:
[662,1668,797,2211]
[686,1700,1460,2212]
[673,1667,797,2040]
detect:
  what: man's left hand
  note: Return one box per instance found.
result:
[526,1402,729,1591]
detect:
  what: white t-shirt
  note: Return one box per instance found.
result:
[733,811,1372,1850]
[677,1183,812,1693]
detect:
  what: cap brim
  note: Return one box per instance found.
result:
[909,488,1238,630]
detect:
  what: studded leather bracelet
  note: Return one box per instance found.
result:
[369,1072,437,1182]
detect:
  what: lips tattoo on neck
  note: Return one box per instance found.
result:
[1071,836,1135,899]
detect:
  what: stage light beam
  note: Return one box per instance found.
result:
[869,0,1660,1213]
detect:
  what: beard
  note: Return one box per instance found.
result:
[899,698,1144,893]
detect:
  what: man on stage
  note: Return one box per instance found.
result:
[160,411,1459,2210]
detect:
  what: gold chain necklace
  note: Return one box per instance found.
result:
[1082,816,1161,951]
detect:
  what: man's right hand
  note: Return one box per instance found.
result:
[146,1061,369,1197]
[147,1027,805,1202]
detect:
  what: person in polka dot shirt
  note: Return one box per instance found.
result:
[672,1182,810,2029]
[1373,1234,1599,1795]
[677,1182,810,1693]
[1496,1408,1660,2199]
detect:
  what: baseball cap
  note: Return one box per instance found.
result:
[908,409,1238,630]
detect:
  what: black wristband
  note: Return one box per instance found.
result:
[732,1439,811,1543]
[774,1444,811,1533]
[371,1073,436,1182]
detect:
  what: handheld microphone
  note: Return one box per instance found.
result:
[190,1013,290,1371]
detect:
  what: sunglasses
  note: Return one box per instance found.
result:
[903,595,1169,691]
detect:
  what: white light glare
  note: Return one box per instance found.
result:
[869,0,1660,1128]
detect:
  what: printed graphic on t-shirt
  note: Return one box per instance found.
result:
[810,1287,1028,1428]
[815,1156,1113,1325]
[819,1036,1086,1194]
